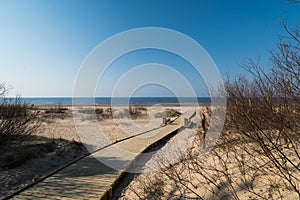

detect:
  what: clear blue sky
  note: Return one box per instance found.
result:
[0,0,299,97]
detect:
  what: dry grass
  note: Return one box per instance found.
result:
[118,23,300,200]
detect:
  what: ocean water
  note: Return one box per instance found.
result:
[12,97,211,106]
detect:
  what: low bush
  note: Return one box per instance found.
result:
[0,91,40,153]
[44,104,68,114]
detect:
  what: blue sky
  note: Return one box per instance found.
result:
[0,0,299,97]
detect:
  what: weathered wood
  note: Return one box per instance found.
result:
[10,110,196,200]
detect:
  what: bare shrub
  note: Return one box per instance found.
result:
[77,108,103,114]
[122,24,300,199]
[126,174,166,200]
[129,106,147,119]
[0,86,40,153]
[154,109,181,118]
[100,107,113,119]
[44,103,68,114]
[222,22,300,198]
[166,109,181,117]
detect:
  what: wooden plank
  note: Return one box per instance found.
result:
[11,110,196,200]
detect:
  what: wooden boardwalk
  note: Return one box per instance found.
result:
[9,110,195,200]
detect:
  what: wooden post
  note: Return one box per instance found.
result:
[163,117,167,125]
[184,118,191,127]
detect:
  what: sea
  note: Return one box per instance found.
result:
[8,97,212,106]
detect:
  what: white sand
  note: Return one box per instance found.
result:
[1,105,190,198]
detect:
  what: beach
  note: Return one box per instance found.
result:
[3,103,297,200]
[0,104,204,198]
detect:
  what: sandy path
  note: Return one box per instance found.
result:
[1,105,189,198]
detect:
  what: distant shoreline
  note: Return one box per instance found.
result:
[34,103,210,107]
[8,97,212,106]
